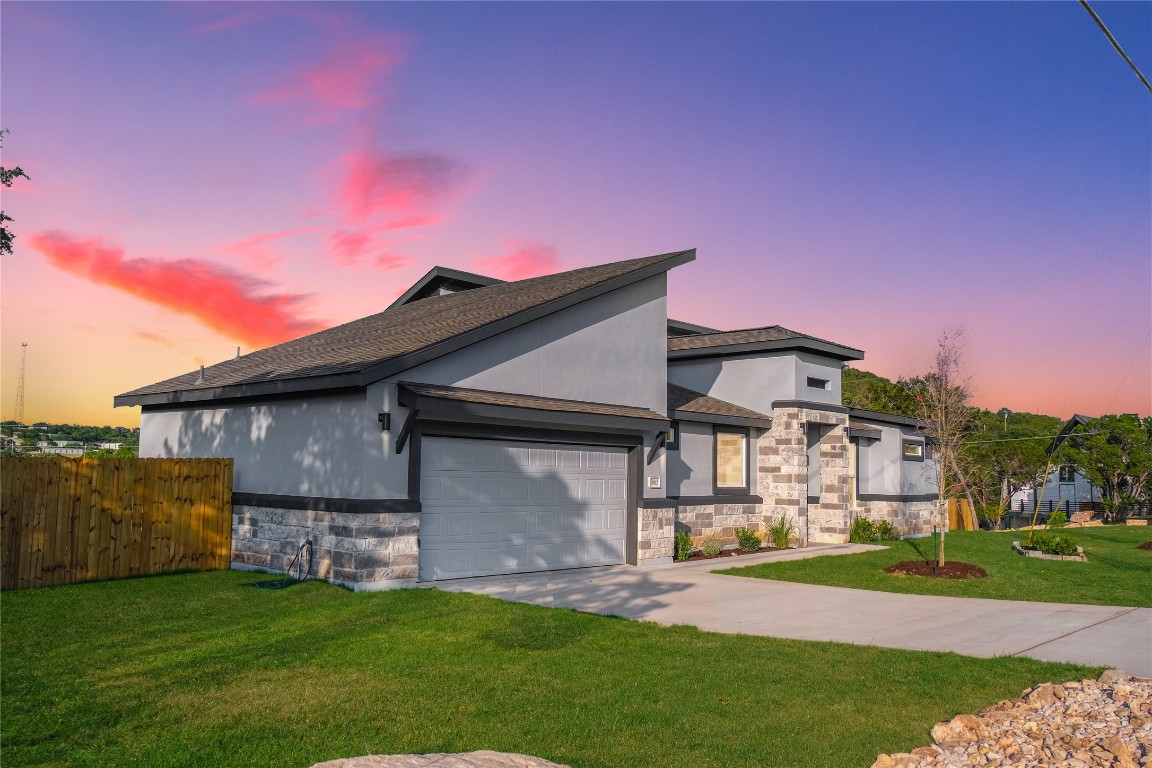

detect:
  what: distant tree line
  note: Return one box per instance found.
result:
[842,365,1151,521]
[1,422,139,457]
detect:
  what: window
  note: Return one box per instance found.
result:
[714,427,749,494]
[666,421,680,451]
[847,440,858,509]
[901,439,924,461]
[1058,465,1075,483]
[806,376,829,390]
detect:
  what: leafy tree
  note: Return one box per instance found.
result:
[841,366,919,417]
[0,129,31,256]
[961,409,1063,521]
[1060,414,1152,518]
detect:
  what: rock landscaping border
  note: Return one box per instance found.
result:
[871,670,1151,768]
[1012,541,1087,562]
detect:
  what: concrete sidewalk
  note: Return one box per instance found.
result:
[435,545,1152,677]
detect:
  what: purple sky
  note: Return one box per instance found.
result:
[2,1,1149,427]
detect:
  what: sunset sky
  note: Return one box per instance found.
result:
[2,1,1149,428]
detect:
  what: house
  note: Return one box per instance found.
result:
[1009,466,1100,514]
[116,249,938,590]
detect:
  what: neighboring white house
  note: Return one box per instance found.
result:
[1010,465,1100,513]
[117,250,939,590]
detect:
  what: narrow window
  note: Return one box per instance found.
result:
[847,440,858,509]
[806,376,829,390]
[714,427,749,494]
[1058,465,1075,483]
[902,440,924,461]
[666,421,680,451]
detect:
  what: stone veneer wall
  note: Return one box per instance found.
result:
[856,499,939,537]
[232,505,418,589]
[759,406,852,544]
[637,506,675,563]
[676,503,767,548]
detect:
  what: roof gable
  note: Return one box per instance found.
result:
[116,249,695,407]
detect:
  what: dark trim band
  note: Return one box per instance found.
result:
[857,493,938,503]
[772,399,851,414]
[232,493,421,515]
[416,421,644,448]
[638,498,678,509]
[848,407,921,428]
[671,495,763,506]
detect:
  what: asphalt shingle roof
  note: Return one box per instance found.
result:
[667,382,772,422]
[118,250,693,402]
[667,325,860,355]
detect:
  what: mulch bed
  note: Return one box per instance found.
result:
[884,560,988,579]
[679,546,783,562]
[1138,541,1152,551]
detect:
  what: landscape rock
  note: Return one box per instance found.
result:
[871,673,1151,768]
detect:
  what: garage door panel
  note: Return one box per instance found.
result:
[419,437,629,581]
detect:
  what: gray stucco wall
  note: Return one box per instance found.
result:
[667,421,714,497]
[139,390,372,497]
[854,421,936,498]
[668,351,842,415]
[401,274,668,414]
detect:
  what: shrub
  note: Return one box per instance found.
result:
[700,534,724,557]
[1027,532,1053,553]
[849,517,876,543]
[1047,535,1079,556]
[674,530,695,562]
[766,514,796,549]
[734,527,762,552]
[1047,510,1067,529]
[874,520,900,541]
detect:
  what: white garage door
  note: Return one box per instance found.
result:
[418,436,629,581]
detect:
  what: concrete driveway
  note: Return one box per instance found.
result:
[435,544,1152,677]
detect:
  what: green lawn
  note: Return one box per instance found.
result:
[720,526,1152,607]
[0,571,1099,768]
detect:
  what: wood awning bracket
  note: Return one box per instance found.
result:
[645,430,667,465]
[396,408,419,454]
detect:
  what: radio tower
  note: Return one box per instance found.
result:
[14,342,27,423]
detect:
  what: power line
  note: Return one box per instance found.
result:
[1078,0,1152,94]
[962,431,1099,445]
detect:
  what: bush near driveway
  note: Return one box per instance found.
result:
[721,527,1152,607]
[0,571,1099,768]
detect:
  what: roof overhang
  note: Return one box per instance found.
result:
[1047,414,1091,456]
[666,318,720,337]
[669,337,864,362]
[846,407,921,428]
[670,408,772,429]
[397,382,669,434]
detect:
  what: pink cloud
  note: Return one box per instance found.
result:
[219,227,318,269]
[29,232,325,349]
[252,36,405,121]
[373,251,412,271]
[328,230,413,270]
[338,149,467,223]
[473,241,561,280]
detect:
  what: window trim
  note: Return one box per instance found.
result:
[713,425,751,495]
[901,439,925,462]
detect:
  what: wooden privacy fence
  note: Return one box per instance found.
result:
[1,457,233,590]
[947,498,976,531]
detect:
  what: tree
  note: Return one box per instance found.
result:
[1060,414,1152,519]
[1,129,31,256]
[841,366,920,417]
[961,408,1063,523]
[911,330,977,566]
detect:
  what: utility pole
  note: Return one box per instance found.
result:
[13,342,27,423]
